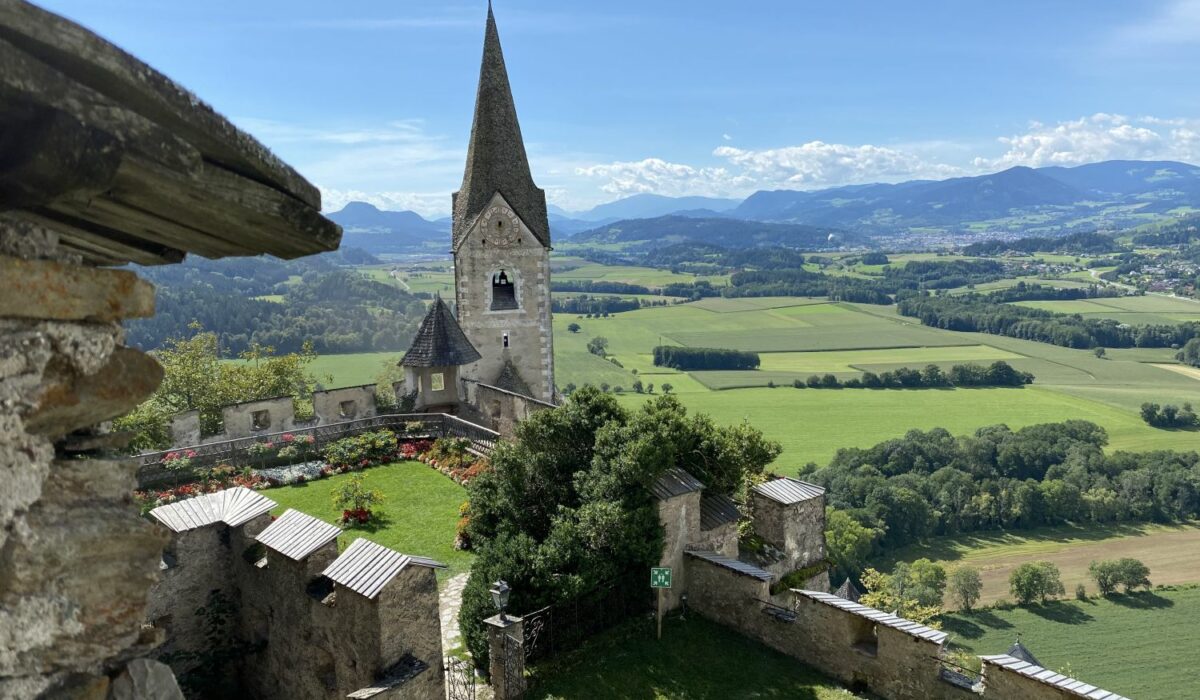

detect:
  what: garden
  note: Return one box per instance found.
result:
[134,427,488,576]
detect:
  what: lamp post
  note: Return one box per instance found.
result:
[490,579,511,622]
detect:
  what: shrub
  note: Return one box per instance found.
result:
[246,441,276,457]
[323,429,398,471]
[1075,583,1088,600]
[162,449,197,471]
[332,474,383,525]
[652,345,760,370]
[1091,558,1151,594]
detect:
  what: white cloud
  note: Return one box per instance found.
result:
[976,113,1200,169]
[318,188,450,218]
[575,158,754,198]
[713,141,965,188]
[722,133,734,141]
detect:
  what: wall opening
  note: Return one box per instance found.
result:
[242,543,268,568]
[502,331,510,348]
[337,400,357,419]
[251,410,270,431]
[491,269,518,310]
[850,618,878,657]
[430,372,445,392]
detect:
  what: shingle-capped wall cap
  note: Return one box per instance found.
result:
[752,477,825,505]
[979,655,1131,700]
[150,487,276,533]
[651,467,705,500]
[322,537,446,600]
[796,590,948,645]
[700,493,741,530]
[255,509,341,561]
[686,550,773,581]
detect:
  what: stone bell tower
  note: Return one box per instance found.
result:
[451,3,555,402]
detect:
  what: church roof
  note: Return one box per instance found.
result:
[1006,639,1042,667]
[834,578,862,603]
[494,359,534,396]
[452,3,550,252]
[401,297,481,368]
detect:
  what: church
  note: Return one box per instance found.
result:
[402,4,557,416]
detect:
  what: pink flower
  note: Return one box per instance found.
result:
[185,450,197,458]
[282,433,295,443]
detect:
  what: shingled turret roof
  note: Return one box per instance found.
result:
[401,297,481,368]
[1007,639,1042,666]
[452,3,550,252]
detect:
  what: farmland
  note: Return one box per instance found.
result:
[882,521,1200,607]
[1012,294,1200,326]
[552,294,1200,466]
[942,586,1200,700]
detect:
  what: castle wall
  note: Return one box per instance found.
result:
[750,492,826,577]
[657,491,702,611]
[313,385,377,423]
[455,193,555,402]
[692,521,739,558]
[221,396,295,439]
[461,379,555,435]
[407,365,461,410]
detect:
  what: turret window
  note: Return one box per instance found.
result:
[490,269,519,310]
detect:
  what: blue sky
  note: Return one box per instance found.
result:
[40,0,1200,216]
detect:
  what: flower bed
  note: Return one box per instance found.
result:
[417,436,490,487]
[134,465,268,515]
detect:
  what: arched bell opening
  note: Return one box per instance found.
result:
[490,269,518,310]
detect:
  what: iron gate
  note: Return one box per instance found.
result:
[444,656,475,700]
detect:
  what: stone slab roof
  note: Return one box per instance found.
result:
[686,550,773,582]
[149,487,276,533]
[322,537,446,600]
[752,477,826,505]
[979,655,1130,700]
[699,493,741,530]
[451,4,549,252]
[401,297,481,368]
[834,578,862,603]
[1007,639,1042,666]
[651,467,704,500]
[493,359,534,396]
[796,590,948,645]
[0,1,340,265]
[255,509,341,561]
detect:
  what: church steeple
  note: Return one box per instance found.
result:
[452,2,550,251]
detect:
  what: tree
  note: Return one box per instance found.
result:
[459,389,778,670]
[859,563,943,624]
[586,336,609,356]
[1088,559,1121,595]
[1009,561,1064,604]
[661,383,673,394]
[567,322,581,333]
[113,323,323,449]
[948,566,983,611]
[631,379,644,394]
[1093,347,1106,359]
[824,508,876,581]
[1177,337,1200,367]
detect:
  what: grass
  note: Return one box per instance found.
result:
[553,263,728,288]
[306,352,399,388]
[880,521,1200,607]
[941,586,1200,700]
[264,460,472,579]
[531,614,860,700]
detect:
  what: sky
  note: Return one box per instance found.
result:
[39,0,1200,217]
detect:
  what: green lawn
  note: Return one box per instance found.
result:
[531,614,860,700]
[553,263,728,288]
[942,586,1200,700]
[264,461,472,578]
[307,352,400,388]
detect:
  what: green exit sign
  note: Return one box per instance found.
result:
[651,567,672,589]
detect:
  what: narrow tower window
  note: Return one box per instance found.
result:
[502,332,510,348]
[491,270,518,310]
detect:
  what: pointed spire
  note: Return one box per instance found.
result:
[401,298,481,367]
[452,2,550,251]
[1007,637,1042,666]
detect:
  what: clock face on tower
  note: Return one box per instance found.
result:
[481,205,521,247]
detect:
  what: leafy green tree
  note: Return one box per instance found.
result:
[459,390,778,671]
[586,336,609,356]
[1088,559,1121,595]
[1009,561,1064,604]
[1177,337,1200,367]
[1093,347,1106,359]
[631,379,644,394]
[948,566,983,611]
[825,508,876,581]
[660,383,673,394]
[859,564,943,624]
[567,322,581,333]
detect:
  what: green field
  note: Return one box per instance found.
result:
[305,352,398,388]
[882,521,1200,606]
[532,614,858,699]
[553,262,727,288]
[1013,294,1200,326]
[265,460,471,578]
[942,586,1200,700]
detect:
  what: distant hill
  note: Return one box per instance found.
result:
[731,160,1200,236]
[326,202,448,253]
[572,215,852,249]
[564,193,742,222]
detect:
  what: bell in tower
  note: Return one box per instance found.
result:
[490,270,518,310]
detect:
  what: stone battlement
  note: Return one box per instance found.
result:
[146,488,446,700]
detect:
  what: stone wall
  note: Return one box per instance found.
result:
[656,491,702,611]
[312,384,377,424]
[461,379,555,436]
[0,221,175,698]
[166,384,380,446]
[407,366,461,411]
[691,521,738,558]
[749,492,826,577]
[147,513,445,700]
[219,396,297,440]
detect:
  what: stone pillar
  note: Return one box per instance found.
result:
[484,614,525,699]
[0,220,172,697]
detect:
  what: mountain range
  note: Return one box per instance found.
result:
[326,160,1200,253]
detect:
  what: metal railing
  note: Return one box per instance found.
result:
[136,412,500,489]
